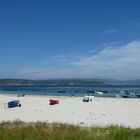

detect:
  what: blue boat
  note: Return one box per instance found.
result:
[8,100,21,108]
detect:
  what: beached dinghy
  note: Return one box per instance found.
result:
[83,95,94,102]
[7,100,21,108]
[49,99,59,105]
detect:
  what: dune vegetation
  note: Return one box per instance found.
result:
[0,121,140,140]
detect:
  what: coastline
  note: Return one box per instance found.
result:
[0,93,140,128]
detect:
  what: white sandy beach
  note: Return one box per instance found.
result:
[0,94,140,128]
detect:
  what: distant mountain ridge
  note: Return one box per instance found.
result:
[0,78,140,86]
[0,79,104,86]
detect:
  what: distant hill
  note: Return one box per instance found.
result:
[101,79,140,85]
[0,78,140,86]
[0,79,104,86]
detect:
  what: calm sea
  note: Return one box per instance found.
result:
[0,85,140,97]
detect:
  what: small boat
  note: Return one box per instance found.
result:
[17,94,25,97]
[94,91,104,95]
[8,100,21,108]
[49,99,59,105]
[136,94,140,98]
[57,90,66,93]
[83,95,94,102]
[86,90,95,93]
[117,90,138,98]
[100,90,108,93]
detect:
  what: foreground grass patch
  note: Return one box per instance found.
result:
[0,121,140,140]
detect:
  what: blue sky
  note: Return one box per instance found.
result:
[0,0,140,80]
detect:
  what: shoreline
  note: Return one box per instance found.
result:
[0,93,80,99]
[0,93,140,128]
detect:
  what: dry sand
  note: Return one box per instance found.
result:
[0,94,140,128]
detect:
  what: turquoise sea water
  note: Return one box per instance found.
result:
[0,85,140,97]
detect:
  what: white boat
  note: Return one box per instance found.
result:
[83,95,94,102]
[94,91,104,95]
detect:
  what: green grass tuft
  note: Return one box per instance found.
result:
[0,121,140,140]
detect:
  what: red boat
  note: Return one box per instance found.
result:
[49,99,59,105]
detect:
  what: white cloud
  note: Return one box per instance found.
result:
[72,41,140,79]
[18,41,140,80]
